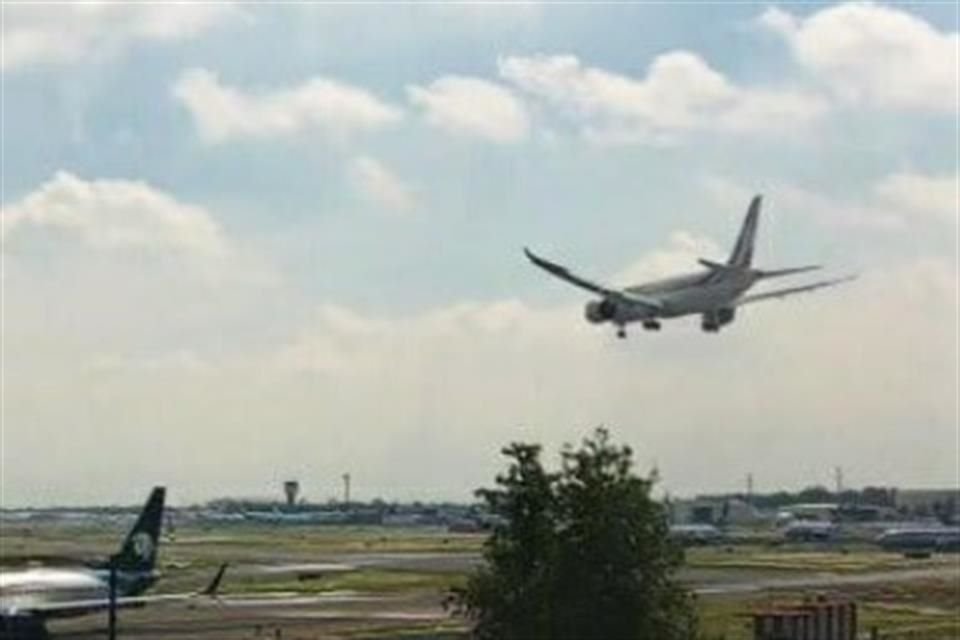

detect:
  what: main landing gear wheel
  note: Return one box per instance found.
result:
[642,320,661,331]
[616,326,627,339]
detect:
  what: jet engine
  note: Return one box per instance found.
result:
[701,307,736,332]
[585,298,617,324]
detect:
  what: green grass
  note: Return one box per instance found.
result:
[345,622,468,639]
[8,521,957,640]
[697,578,960,640]
[170,525,485,554]
[685,547,954,574]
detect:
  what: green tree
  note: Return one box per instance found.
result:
[450,428,697,640]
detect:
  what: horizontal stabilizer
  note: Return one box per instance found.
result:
[701,258,821,280]
[734,275,856,307]
[757,265,822,278]
[698,258,745,273]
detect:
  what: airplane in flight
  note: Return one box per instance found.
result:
[0,487,225,638]
[524,195,854,338]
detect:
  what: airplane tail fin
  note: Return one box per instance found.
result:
[727,195,762,268]
[114,487,165,573]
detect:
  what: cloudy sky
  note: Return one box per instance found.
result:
[2,2,957,507]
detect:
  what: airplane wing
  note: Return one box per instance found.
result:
[524,247,615,297]
[733,276,856,307]
[523,248,663,311]
[4,564,228,618]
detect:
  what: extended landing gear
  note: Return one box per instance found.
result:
[617,320,660,338]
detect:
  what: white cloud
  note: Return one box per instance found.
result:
[703,170,957,232]
[873,172,958,225]
[738,180,903,232]
[244,254,955,499]
[407,75,530,143]
[613,232,723,285]
[349,156,419,212]
[89,350,212,375]
[759,3,959,112]
[172,68,403,144]
[2,4,242,71]
[3,220,956,503]
[2,171,228,259]
[499,52,828,144]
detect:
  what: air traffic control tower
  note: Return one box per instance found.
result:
[283,480,300,508]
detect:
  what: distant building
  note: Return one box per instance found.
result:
[835,504,898,522]
[669,524,722,545]
[877,525,960,552]
[672,498,761,526]
[894,488,959,521]
[283,481,300,508]
[776,503,838,523]
[783,520,837,542]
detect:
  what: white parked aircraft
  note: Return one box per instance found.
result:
[0,487,225,638]
[525,195,854,337]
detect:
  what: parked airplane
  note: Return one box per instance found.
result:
[524,195,854,337]
[877,526,960,553]
[0,487,225,638]
[668,524,724,546]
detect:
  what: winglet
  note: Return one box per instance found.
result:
[201,563,228,597]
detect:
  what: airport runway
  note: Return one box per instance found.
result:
[49,592,453,639]
[254,551,960,593]
[45,557,959,638]
[255,552,480,574]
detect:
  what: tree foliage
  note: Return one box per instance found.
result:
[450,428,697,640]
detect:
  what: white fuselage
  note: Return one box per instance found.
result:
[615,269,756,323]
[0,568,108,617]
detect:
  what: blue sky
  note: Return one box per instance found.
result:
[2,2,957,506]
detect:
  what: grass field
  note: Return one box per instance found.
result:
[4,521,957,639]
[696,578,959,640]
[685,546,957,574]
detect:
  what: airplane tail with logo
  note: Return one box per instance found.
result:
[727,195,762,269]
[113,486,165,573]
